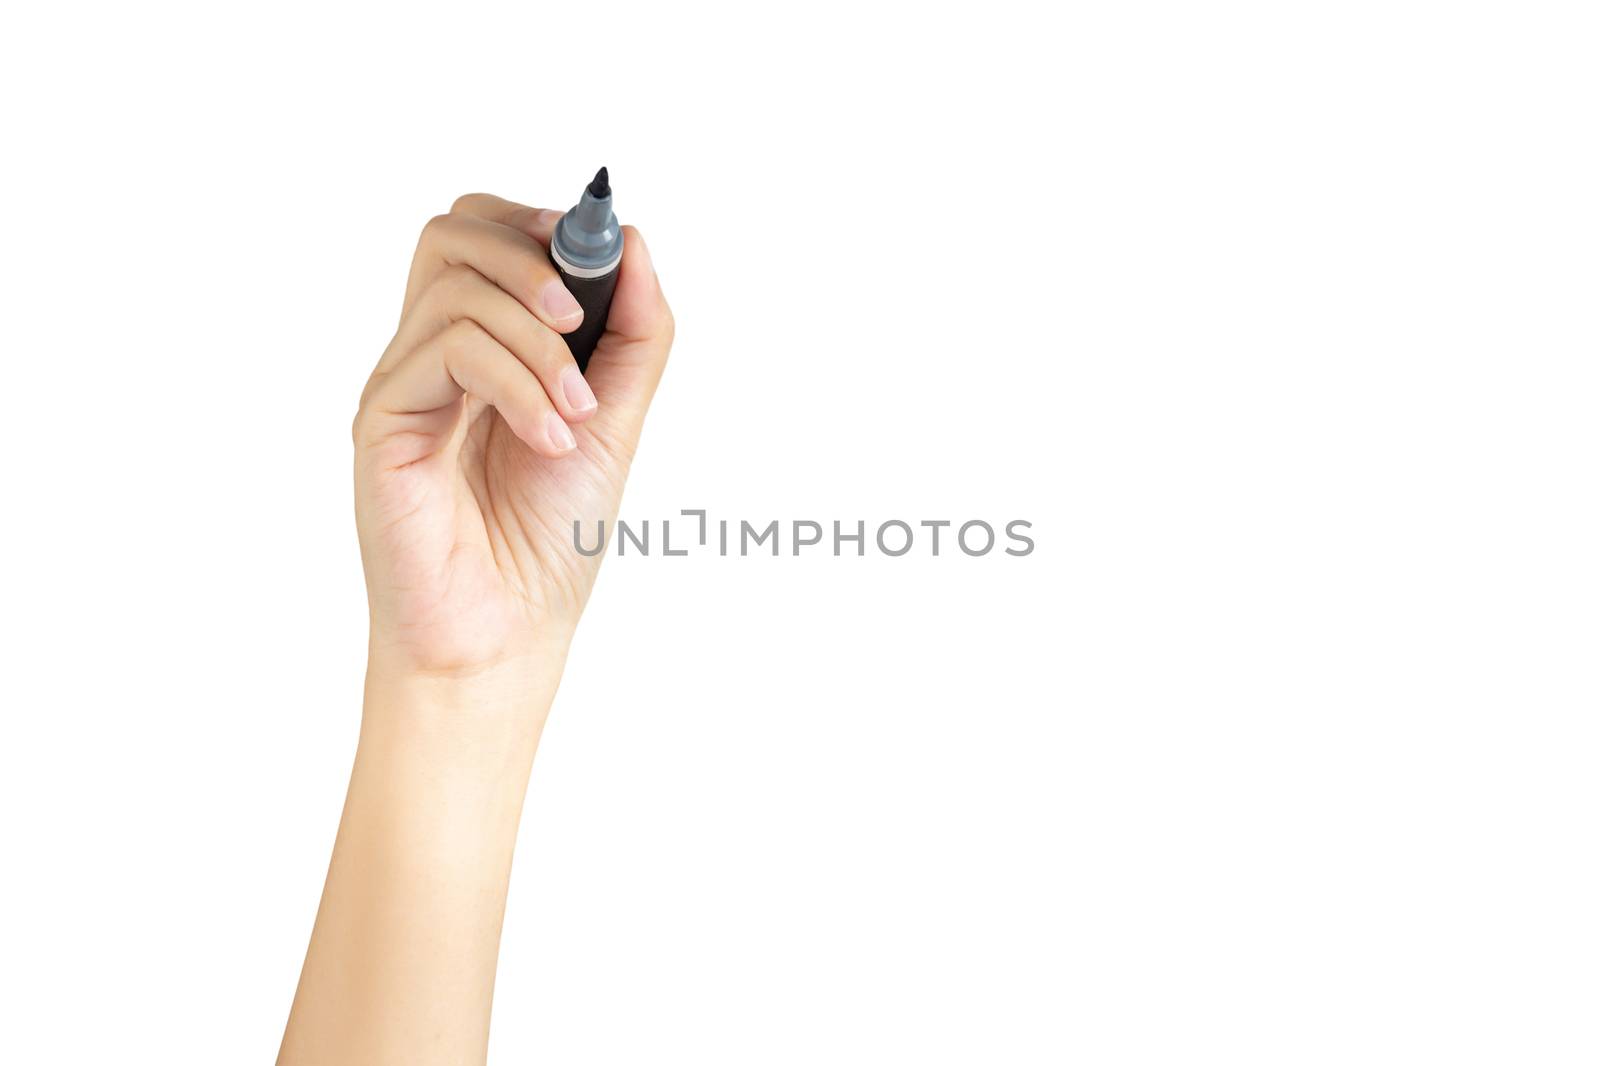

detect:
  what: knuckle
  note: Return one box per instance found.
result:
[449,192,490,215]
[441,317,487,357]
[421,263,478,306]
[351,386,382,446]
[419,212,453,244]
[526,318,569,362]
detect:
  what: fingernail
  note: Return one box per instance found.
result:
[546,411,576,453]
[561,366,597,414]
[540,279,583,327]
[538,208,564,228]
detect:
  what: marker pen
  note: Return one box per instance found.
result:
[550,166,623,373]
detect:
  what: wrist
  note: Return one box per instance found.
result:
[360,644,569,770]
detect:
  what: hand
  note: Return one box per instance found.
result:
[352,193,674,678]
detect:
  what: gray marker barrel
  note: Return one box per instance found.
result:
[550,167,623,373]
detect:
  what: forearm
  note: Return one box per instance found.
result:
[279,657,563,1065]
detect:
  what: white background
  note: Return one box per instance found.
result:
[3,2,1597,1062]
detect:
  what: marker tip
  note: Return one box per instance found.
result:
[588,166,610,199]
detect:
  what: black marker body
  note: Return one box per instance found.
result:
[551,167,623,374]
[553,263,618,373]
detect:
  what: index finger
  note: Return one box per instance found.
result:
[448,193,562,245]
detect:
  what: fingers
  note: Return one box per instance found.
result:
[447,193,561,244]
[584,227,676,420]
[366,202,675,469]
[357,319,577,463]
[390,265,598,424]
[404,212,581,336]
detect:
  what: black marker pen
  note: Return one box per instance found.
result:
[550,167,623,373]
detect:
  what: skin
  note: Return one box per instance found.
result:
[278,193,673,1065]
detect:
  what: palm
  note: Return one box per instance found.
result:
[361,405,615,674]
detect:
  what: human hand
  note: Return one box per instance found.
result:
[352,193,673,679]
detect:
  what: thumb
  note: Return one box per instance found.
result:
[583,226,675,439]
